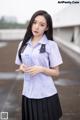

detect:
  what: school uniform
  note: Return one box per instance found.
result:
[15,34,63,120]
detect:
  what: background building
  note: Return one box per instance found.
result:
[53,4,80,46]
[53,4,80,63]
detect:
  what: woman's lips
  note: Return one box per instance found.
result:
[33,31,39,33]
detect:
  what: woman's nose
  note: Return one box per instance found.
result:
[35,24,39,29]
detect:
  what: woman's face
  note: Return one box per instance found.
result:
[31,15,48,37]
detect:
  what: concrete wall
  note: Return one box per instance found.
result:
[74,26,80,46]
[53,26,80,47]
[54,27,73,42]
[0,29,26,40]
[53,26,80,64]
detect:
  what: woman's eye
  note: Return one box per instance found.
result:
[40,24,45,27]
[41,24,44,26]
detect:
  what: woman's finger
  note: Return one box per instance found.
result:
[15,69,20,72]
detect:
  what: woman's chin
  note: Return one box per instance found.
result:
[32,33,40,37]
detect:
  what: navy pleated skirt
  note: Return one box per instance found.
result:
[22,94,62,120]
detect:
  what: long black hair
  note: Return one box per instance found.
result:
[19,10,53,62]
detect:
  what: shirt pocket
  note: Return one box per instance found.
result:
[37,51,49,67]
[21,53,31,66]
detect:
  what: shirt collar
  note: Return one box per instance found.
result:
[27,34,48,45]
[38,34,48,44]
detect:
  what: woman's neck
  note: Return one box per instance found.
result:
[31,35,43,46]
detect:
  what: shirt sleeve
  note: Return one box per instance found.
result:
[48,41,63,67]
[15,41,22,65]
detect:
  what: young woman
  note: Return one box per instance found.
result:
[15,10,63,120]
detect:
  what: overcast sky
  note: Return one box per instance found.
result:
[0,0,68,23]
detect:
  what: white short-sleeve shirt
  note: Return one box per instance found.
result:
[15,35,63,99]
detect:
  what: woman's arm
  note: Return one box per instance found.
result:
[16,64,60,77]
[42,66,60,77]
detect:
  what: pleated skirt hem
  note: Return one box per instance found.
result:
[22,94,62,120]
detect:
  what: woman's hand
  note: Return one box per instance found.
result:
[25,65,60,77]
[16,64,28,73]
[24,66,43,75]
[16,65,43,75]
